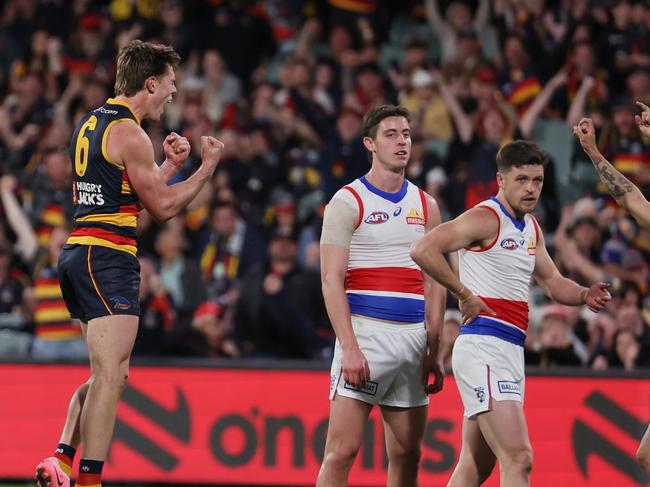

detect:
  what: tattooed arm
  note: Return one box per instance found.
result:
[573,116,650,229]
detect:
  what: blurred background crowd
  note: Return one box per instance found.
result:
[1,0,650,372]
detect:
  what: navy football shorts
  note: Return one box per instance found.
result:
[58,244,141,322]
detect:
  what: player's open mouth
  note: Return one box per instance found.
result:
[395,150,407,156]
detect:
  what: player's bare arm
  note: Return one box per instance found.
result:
[411,206,497,324]
[420,193,445,394]
[320,198,370,388]
[573,116,650,229]
[533,230,611,312]
[107,121,223,222]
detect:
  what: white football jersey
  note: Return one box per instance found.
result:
[330,176,429,323]
[458,197,540,346]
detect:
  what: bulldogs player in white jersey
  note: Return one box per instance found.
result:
[411,140,611,487]
[573,107,650,479]
[316,105,446,487]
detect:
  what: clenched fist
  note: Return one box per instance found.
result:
[163,131,190,168]
[200,136,225,170]
[572,117,598,156]
[635,101,650,138]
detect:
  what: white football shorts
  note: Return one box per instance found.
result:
[451,333,525,418]
[329,315,429,408]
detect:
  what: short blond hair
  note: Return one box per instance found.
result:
[114,40,180,97]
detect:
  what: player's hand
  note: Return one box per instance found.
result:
[635,101,650,138]
[584,282,612,312]
[341,343,370,389]
[163,132,190,168]
[422,352,444,395]
[200,136,224,171]
[572,117,598,155]
[459,294,496,325]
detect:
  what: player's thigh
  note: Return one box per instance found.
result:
[324,394,373,455]
[380,404,428,456]
[457,417,496,475]
[476,399,531,460]
[86,314,138,369]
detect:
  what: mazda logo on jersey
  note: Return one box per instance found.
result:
[572,391,648,484]
[364,211,389,224]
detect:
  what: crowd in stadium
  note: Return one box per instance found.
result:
[0,0,649,370]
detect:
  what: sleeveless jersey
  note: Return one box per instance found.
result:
[458,197,540,346]
[332,176,428,323]
[66,98,140,256]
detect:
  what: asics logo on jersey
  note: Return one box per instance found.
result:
[364,211,389,224]
[393,207,402,216]
[500,238,519,250]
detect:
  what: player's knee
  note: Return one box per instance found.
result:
[93,365,129,391]
[508,447,533,474]
[389,444,422,468]
[322,445,359,472]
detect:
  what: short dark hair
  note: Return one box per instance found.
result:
[361,105,410,139]
[496,140,548,172]
[114,40,181,97]
[361,105,410,162]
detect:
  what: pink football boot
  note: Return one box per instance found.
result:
[35,457,70,487]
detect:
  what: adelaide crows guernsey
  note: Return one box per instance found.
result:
[333,176,428,324]
[66,98,140,256]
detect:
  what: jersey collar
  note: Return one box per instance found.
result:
[490,196,526,231]
[106,98,142,125]
[360,176,408,203]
